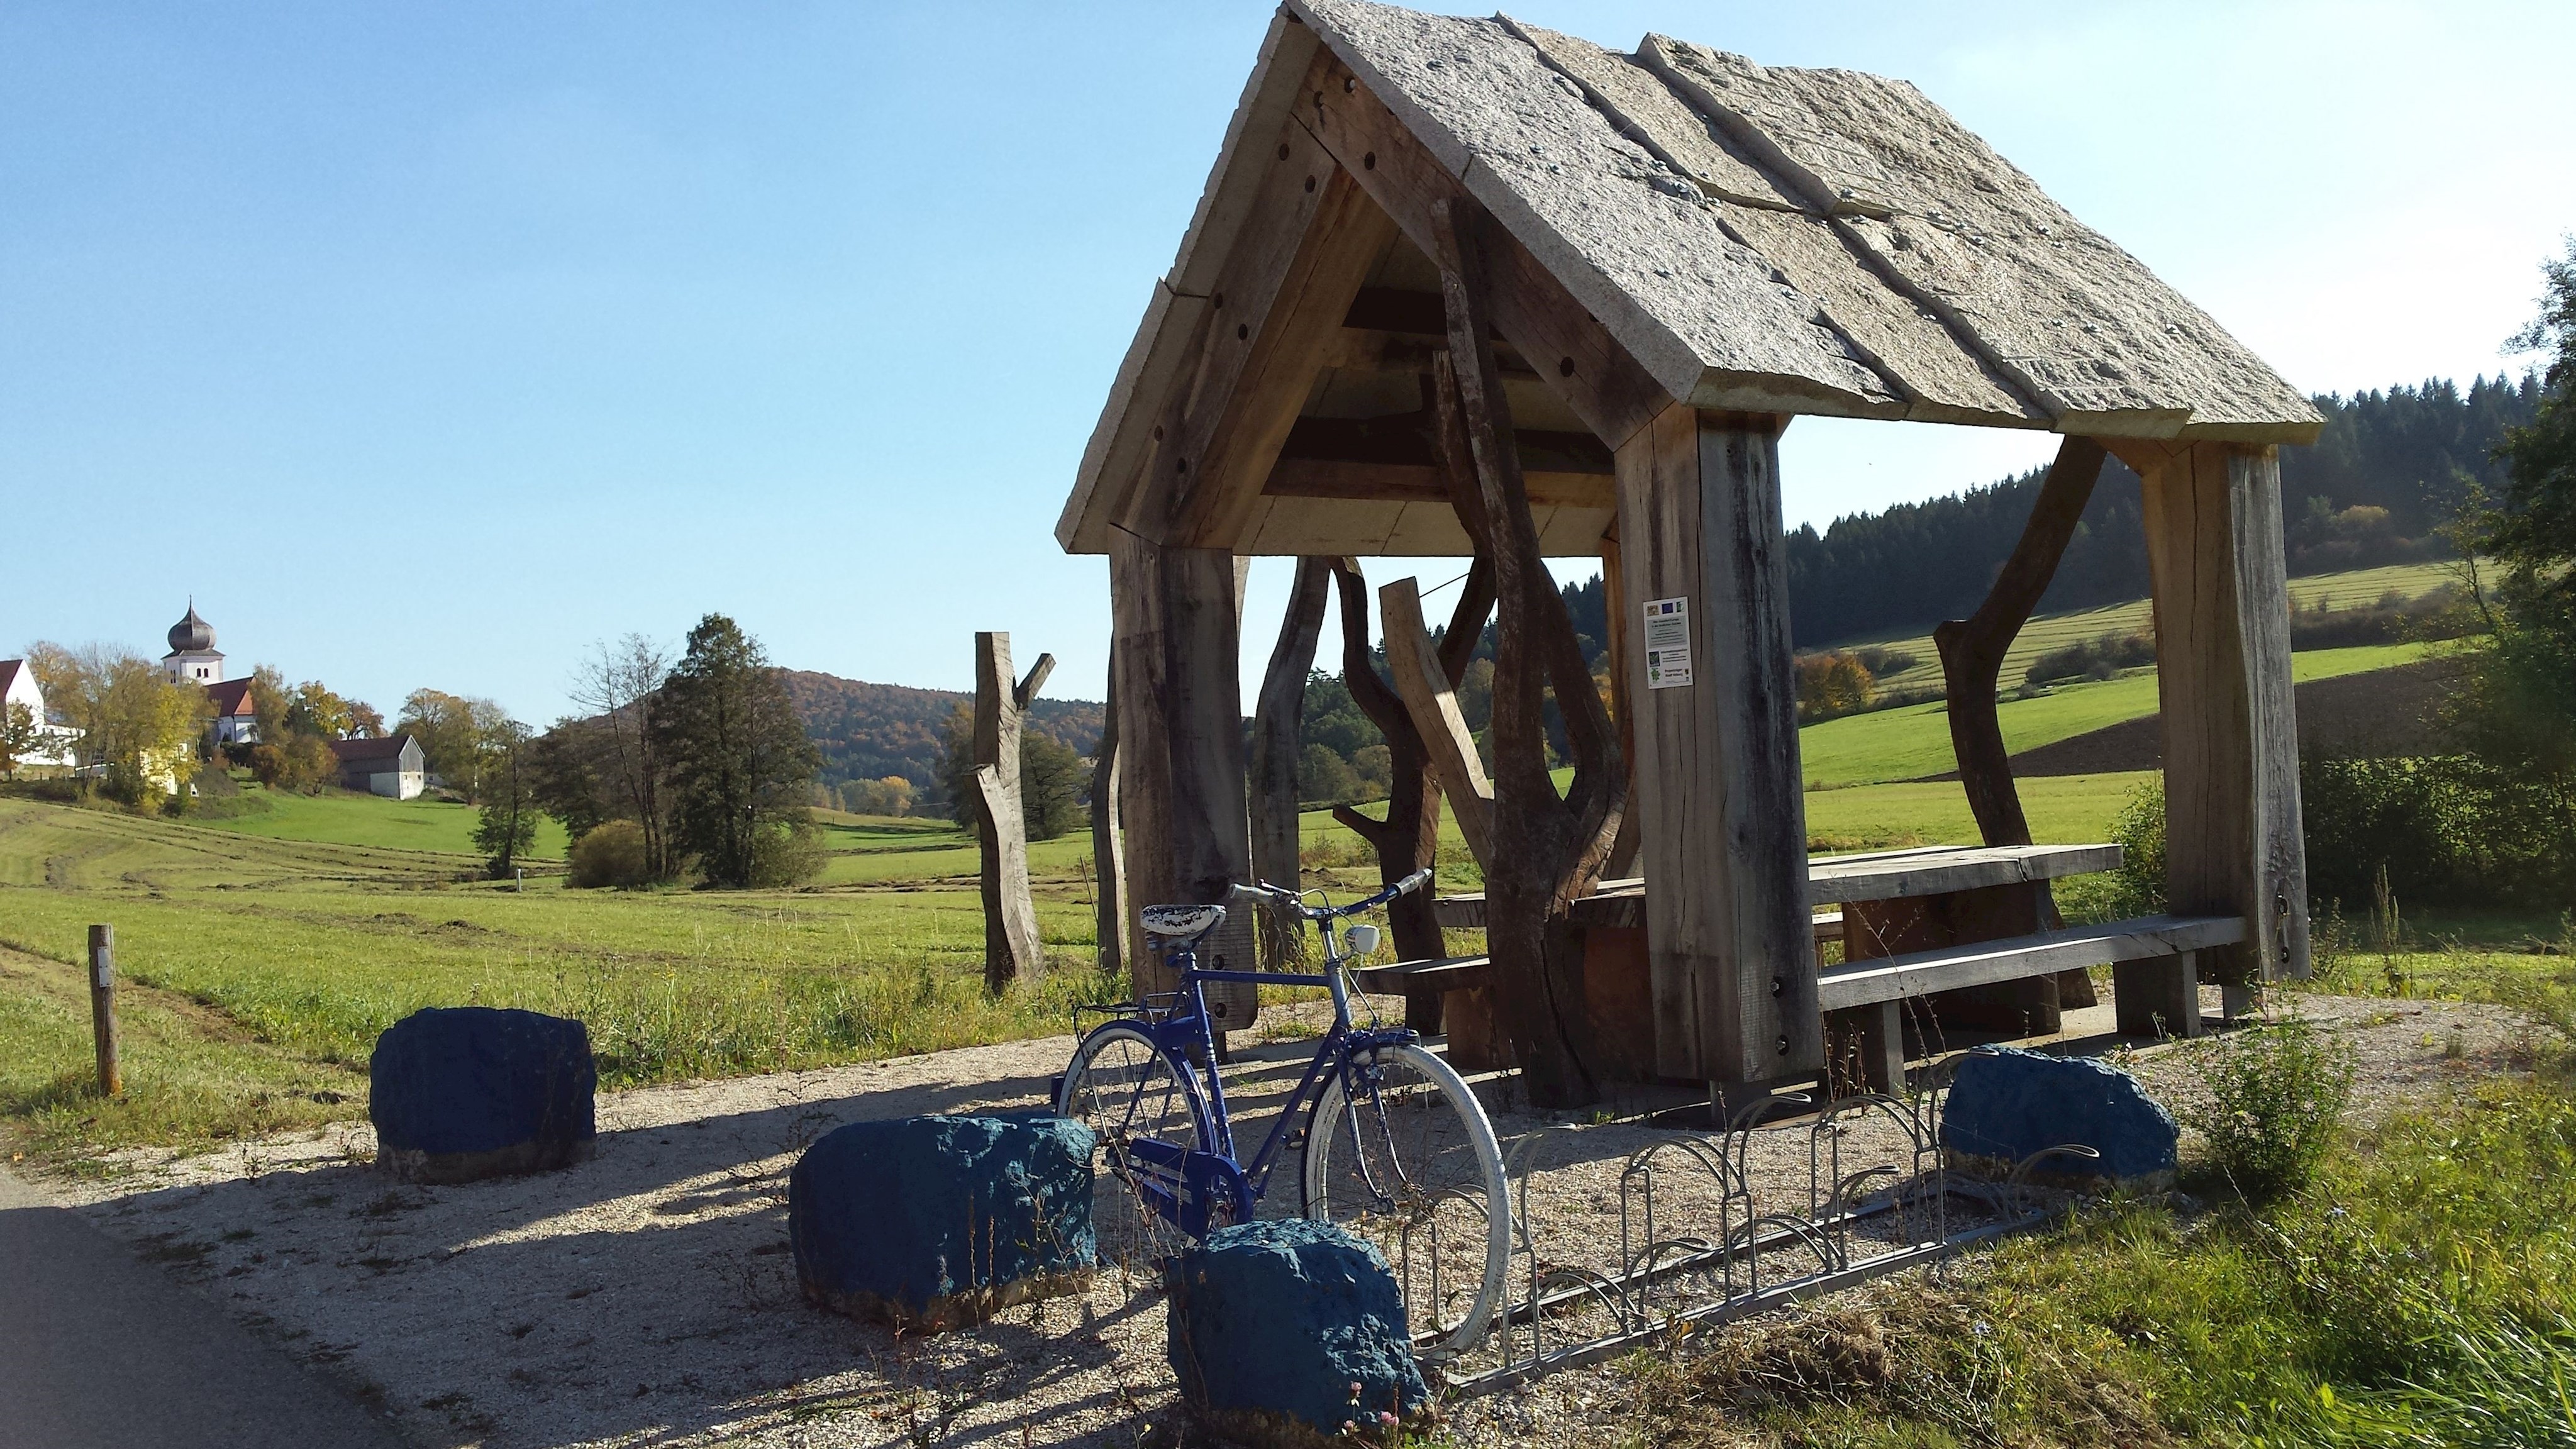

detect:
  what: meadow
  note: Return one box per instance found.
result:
[1837,557,2461,695]
[0,621,2497,1172]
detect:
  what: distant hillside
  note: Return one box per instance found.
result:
[778,670,1104,794]
[1787,374,2540,647]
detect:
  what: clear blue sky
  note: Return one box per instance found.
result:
[6,1,2570,720]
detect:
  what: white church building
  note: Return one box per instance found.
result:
[162,602,258,746]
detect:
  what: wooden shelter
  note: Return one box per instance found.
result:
[1058,0,2321,1101]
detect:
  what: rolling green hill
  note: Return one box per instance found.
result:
[1797,641,2439,787]
[1836,559,2461,696]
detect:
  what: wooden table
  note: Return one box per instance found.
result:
[1416,843,2149,1085]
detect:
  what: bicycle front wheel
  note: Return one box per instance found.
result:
[1302,1041,1509,1357]
[1058,1023,1209,1280]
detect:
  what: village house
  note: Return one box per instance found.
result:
[330,735,425,800]
[0,657,80,771]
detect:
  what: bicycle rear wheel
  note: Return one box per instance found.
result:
[1302,1041,1509,1357]
[1058,1023,1209,1280]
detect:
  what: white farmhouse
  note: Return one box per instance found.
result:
[330,735,425,800]
[0,657,81,770]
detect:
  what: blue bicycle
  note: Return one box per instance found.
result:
[1057,870,1511,1355]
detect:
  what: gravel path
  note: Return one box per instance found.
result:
[39,991,2533,1449]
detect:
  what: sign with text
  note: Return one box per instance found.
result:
[1643,597,1693,689]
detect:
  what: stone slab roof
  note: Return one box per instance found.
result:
[1060,1,2321,554]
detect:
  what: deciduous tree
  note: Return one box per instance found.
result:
[473,720,540,876]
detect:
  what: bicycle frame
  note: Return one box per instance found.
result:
[1087,874,1428,1233]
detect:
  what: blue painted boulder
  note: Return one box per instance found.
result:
[1167,1219,1428,1443]
[1942,1046,2178,1186]
[370,1006,596,1184]
[790,1114,1096,1330]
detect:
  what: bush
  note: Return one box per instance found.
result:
[2024,630,2156,687]
[569,819,653,889]
[2187,1016,2357,1200]
[2301,751,2572,909]
[747,819,826,888]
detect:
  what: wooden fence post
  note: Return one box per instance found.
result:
[87,924,120,1097]
[974,632,1054,993]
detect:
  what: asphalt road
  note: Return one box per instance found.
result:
[0,1162,411,1448]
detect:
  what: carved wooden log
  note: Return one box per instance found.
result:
[1089,652,1125,975]
[1931,434,2108,1012]
[1251,558,1333,964]
[1379,577,1495,869]
[1430,196,1626,1108]
[1330,556,1493,1033]
[975,632,1053,993]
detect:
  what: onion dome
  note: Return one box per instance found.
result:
[167,602,215,654]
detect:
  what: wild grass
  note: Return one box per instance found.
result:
[0,796,1124,1165]
[1611,1074,2576,1448]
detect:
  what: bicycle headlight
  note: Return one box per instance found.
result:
[1343,924,1381,958]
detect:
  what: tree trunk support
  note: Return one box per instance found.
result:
[975,632,1053,993]
[1932,435,2109,1014]
[1330,556,1494,1033]
[1430,197,1626,1108]
[1251,558,1334,965]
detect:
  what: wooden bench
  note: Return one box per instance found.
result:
[1818,913,2244,1090]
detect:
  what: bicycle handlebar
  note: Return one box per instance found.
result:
[1243,868,1431,920]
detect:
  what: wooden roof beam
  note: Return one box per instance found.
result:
[1296,45,1675,452]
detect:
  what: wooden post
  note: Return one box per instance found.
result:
[1599,535,1641,880]
[974,632,1053,993]
[1089,653,1126,975]
[1614,403,1819,1085]
[87,924,120,1097]
[2132,441,2309,994]
[1108,531,1259,1028]
[1250,557,1333,962]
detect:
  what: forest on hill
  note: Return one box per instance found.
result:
[1785,374,2538,645]
[778,670,1102,804]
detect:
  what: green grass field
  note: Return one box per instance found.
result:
[1838,558,2462,694]
[194,784,571,860]
[1799,641,2438,787]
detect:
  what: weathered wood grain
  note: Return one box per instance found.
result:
[1297,42,1674,450]
[1498,18,1799,211]
[1431,196,1628,1106]
[1262,456,1615,508]
[1291,3,1897,423]
[1379,575,1495,865]
[1088,652,1125,975]
[1436,843,2121,930]
[1818,914,2245,1011]
[972,633,1048,992]
[2131,440,2309,988]
[1350,955,1494,994]
[1639,35,2321,440]
[1250,557,1333,962]
[1935,437,2108,849]
[1510,21,2040,428]
[1614,402,1815,1083]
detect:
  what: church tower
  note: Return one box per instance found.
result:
[162,602,225,685]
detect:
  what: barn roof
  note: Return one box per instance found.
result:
[1059,0,2321,557]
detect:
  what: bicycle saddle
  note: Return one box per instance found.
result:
[1139,904,1226,938]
